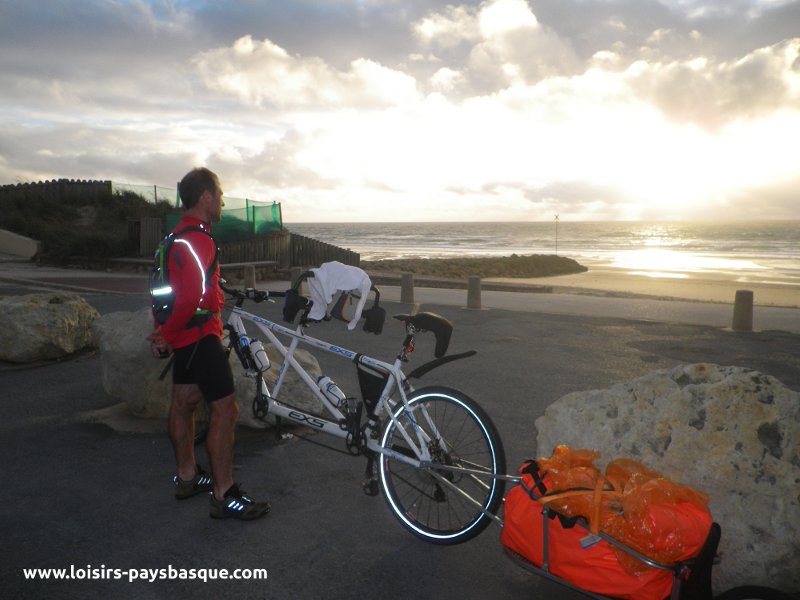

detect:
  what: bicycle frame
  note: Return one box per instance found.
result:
[217,283,509,545]
[226,304,437,466]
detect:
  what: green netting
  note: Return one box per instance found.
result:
[165,200,282,243]
[250,202,283,235]
[222,196,248,211]
[114,180,282,242]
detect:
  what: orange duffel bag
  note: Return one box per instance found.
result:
[501,447,713,600]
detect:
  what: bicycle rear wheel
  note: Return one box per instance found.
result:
[378,386,506,545]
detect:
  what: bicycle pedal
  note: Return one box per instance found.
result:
[362,478,379,497]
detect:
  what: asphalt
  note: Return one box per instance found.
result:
[1,257,798,600]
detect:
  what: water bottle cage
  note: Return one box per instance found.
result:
[231,338,254,372]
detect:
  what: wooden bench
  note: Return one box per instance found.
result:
[219,261,279,285]
[219,260,278,270]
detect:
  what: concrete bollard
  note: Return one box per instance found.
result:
[467,276,482,309]
[400,272,414,304]
[244,265,257,289]
[732,289,754,331]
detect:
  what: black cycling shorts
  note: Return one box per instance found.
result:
[172,335,235,402]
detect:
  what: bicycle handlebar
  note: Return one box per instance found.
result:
[220,281,286,303]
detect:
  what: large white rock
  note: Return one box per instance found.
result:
[91,309,324,427]
[535,364,799,595]
[0,293,99,363]
[231,338,325,424]
[91,309,172,418]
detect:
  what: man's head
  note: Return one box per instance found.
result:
[178,167,224,222]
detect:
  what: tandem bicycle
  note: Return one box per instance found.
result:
[212,272,508,545]
[202,272,793,600]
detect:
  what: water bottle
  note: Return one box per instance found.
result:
[317,375,347,408]
[249,339,270,372]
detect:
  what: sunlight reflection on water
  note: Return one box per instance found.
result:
[628,270,690,279]
[611,249,766,273]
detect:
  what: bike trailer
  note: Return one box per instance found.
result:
[501,448,715,600]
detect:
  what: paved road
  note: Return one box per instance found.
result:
[1,268,798,599]
[0,256,797,332]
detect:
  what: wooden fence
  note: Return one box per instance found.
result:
[130,226,358,268]
[287,233,359,268]
[220,232,359,269]
[127,211,358,268]
[219,232,291,266]
[0,179,113,203]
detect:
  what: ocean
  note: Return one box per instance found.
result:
[286,221,800,286]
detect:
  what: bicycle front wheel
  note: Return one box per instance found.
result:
[378,386,506,545]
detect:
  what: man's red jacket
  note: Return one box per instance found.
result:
[158,215,223,350]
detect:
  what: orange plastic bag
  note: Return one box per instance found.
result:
[605,459,711,574]
[501,446,713,600]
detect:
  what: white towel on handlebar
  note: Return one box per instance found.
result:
[308,261,372,330]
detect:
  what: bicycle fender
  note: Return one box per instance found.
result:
[407,350,477,379]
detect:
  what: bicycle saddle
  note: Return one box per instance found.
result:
[394,312,452,358]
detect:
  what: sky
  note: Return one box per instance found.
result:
[0,0,798,223]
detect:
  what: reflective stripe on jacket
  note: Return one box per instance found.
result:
[157,215,223,349]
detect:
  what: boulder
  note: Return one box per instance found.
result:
[0,293,98,363]
[91,309,172,418]
[91,308,324,426]
[535,364,799,595]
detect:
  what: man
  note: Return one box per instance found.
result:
[147,167,269,521]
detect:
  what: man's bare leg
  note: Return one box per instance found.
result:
[207,393,239,499]
[169,383,203,481]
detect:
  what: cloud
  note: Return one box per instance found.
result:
[0,0,799,221]
[414,0,581,92]
[626,38,800,127]
[724,173,800,220]
[194,35,419,109]
[414,4,481,48]
[522,181,629,208]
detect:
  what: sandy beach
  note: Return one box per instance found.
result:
[488,262,800,309]
[362,254,799,309]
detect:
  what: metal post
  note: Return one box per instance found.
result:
[554,214,559,256]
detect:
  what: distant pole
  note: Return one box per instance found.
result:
[554,214,560,256]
